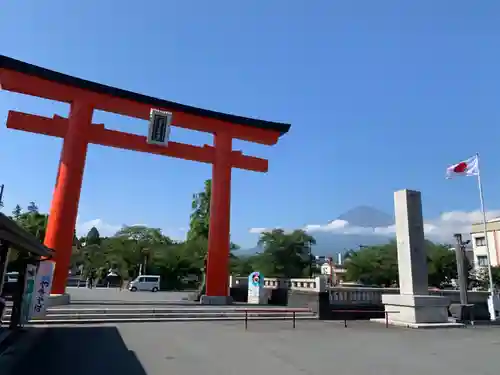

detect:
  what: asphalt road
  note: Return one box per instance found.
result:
[12,321,500,375]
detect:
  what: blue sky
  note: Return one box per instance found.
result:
[1,1,500,247]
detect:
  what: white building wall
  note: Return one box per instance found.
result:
[471,231,500,268]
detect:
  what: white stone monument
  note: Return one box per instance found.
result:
[377,189,461,328]
[247,271,267,304]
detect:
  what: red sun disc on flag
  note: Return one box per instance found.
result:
[453,162,467,173]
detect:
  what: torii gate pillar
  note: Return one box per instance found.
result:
[44,102,92,295]
[203,132,232,302]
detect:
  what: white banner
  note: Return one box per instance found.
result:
[20,264,37,324]
[30,261,55,318]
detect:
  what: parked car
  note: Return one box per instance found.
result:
[128,275,160,292]
[1,272,19,299]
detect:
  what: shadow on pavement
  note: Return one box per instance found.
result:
[12,326,146,375]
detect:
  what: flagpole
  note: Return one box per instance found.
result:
[475,153,495,298]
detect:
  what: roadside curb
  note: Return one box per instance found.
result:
[0,328,47,375]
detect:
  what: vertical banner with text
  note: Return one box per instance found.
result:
[30,261,55,318]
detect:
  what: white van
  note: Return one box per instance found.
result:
[128,275,160,292]
[5,272,19,283]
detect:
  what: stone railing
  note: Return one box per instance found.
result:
[328,287,396,304]
[328,286,490,305]
[228,276,491,304]
[229,276,325,292]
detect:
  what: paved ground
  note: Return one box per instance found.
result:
[67,287,191,303]
[11,321,500,375]
[4,288,193,307]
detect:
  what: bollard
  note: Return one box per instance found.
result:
[244,310,248,330]
[292,311,296,329]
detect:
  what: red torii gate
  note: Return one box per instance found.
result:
[0,55,290,302]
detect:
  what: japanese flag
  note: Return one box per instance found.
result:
[446,155,479,179]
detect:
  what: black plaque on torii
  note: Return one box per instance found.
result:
[147,109,172,146]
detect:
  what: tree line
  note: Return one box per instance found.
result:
[344,241,500,289]
[6,181,316,290]
[6,182,500,290]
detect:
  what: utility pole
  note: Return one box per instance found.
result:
[328,256,334,286]
[453,233,470,305]
[308,242,313,278]
[0,184,4,208]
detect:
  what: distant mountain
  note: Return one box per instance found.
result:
[318,206,395,256]
[239,231,394,259]
[236,246,262,256]
[309,232,393,258]
[240,206,396,259]
[333,205,394,228]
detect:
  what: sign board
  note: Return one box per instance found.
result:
[20,264,37,324]
[320,263,332,275]
[147,108,172,146]
[30,261,55,318]
[247,271,266,304]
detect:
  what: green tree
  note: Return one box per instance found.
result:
[12,205,22,220]
[8,205,47,271]
[344,240,460,287]
[27,201,39,213]
[15,211,48,242]
[426,242,460,287]
[113,225,173,276]
[344,242,399,286]
[80,244,106,276]
[254,229,315,278]
[98,236,137,279]
[149,243,199,289]
[114,225,171,245]
[86,226,101,246]
[181,237,208,270]
[73,230,80,248]
[187,179,211,242]
[186,179,239,255]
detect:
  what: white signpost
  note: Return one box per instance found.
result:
[247,271,266,304]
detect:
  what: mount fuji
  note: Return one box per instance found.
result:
[240,206,396,258]
[311,206,395,257]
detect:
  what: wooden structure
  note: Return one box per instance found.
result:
[0,212,54,329]
[0,55,290,300]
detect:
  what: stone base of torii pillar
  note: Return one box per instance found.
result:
[47,293,71,307]
[372,190,464,328]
